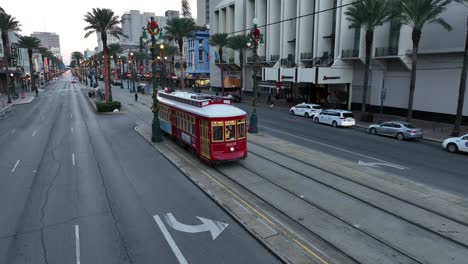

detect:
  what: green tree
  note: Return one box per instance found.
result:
[227,34,249,99]
[452,0,468,136]
[345,0,395,121]
[109,43,122,79]
[182,0,192,18]
[0,12,21,103]
[209,33,229,95]
[399,0,453,121]
[84,8,126,102]
[37,47,54,82]
[18,36,41,93]
[164,17,198,90]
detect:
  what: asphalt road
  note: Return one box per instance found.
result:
[234,101,468,198]
[0,74,280,264]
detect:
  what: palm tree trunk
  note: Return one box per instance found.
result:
[452,17,468,137]
[219,48,224,96]
[361,30,373,121]
[28,49,35,93]
[179,40,185,90]
[408,29,421,121]
[1,33,12,103]
[239,50,244,100]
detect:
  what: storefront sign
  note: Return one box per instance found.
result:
[323,76,340,80]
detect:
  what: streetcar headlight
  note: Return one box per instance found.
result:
[230,147,235,152]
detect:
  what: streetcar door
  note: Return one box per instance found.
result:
[200,119,210,159]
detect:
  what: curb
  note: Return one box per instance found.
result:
[80,85,126,115]
[0,103,12,114]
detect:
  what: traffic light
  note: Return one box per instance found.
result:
[12,58,17,67]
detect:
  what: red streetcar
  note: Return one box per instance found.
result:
[158,91,248,163]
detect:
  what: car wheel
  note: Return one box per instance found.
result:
[305,112,310,118]
[332,121,338,128]
[447,143,458,153]
[314,118,319,124]
[396,133,405,141]
[370,128,377,135]
[290,110,295,116]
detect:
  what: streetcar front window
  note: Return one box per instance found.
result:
[212,121,224,142]
[225,120,236,141]
[237,119,246,139]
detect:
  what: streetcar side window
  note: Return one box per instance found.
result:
[237,119,246,139]
[225,120,236,141]
[191,117,195,134]
[212,121,224,142]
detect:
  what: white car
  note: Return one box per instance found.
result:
[289,103,322,118]
[442,134,468,153]
[313,109,356,127]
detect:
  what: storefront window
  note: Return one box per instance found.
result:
[237,119,246,139]
[212,121,224,142]
[225,120,236,141]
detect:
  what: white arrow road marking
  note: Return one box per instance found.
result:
[154,215,188,264]
[11,160,20,173]
[358,160,406,170]
[32,130,37,137]
[75,225,81,264]
[164,213,229,240]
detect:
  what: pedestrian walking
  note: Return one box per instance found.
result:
[135,92,138,101]
[267,93,271,105]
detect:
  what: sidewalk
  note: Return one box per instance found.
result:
[0,92,37,114]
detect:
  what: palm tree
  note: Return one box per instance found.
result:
[18,36,41,93]
[164,17,198,90]
[227,34,249,99]
[209,33,229,95]
[0,12,21,103]
[165,45,179,74]
[84,8,126,102]
[345,0,395,121]
[38,47,53,82]
[71,51,84,81]
[452,0,468,136]
[182,0,192,18]
[109,43,122,81]
[399,0,453,121]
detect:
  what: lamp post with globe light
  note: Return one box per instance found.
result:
[246,18,264,134]
[142,17,164,143]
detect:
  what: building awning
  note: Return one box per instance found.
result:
[263,66,353,84]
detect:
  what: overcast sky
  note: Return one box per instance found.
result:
[2,0,197,64]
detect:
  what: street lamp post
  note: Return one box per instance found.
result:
[119,56,124,88]
[247,18,264,134]
[143,17,164,143]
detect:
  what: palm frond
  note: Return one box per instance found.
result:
[227,34,249,51]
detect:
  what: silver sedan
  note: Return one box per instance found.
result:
[368,121,424,140]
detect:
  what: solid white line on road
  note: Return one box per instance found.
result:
[153,215,188,264]
[259,125,408,169]
[75,225,81,264]
[71,127,74,134]
[72,153,75,167]
[11,160,20,173]
[32,130,37,137]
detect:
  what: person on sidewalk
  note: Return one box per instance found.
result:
[267,93,271,105]
[135,92,138,102]
[35,87,38,96]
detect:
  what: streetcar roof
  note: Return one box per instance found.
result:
[158,92,246,118]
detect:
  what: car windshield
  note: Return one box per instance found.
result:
[343,113,354,118]
[403,123,416,129]
[312,106,321,110]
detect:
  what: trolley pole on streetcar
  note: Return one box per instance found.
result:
[247,18,264,134]
[143,18,163,143]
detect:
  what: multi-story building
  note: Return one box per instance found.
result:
[210,0,467,122]
[83,48,95,60]
[197,0,210,26]
[121,10,171,48]
[185,31,211,89]
[31,32,61,49]
[97,33,120,52]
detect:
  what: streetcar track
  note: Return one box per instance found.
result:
[247,141,468,228]
[245,142,468,250]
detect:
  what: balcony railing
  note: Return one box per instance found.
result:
[247,54,279,63]
[270,54,280,62]
[342,49,359,58]
[313,52,334,67]
[375,47,398,57]
[301,52,314,61]
[229,57,235,63]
